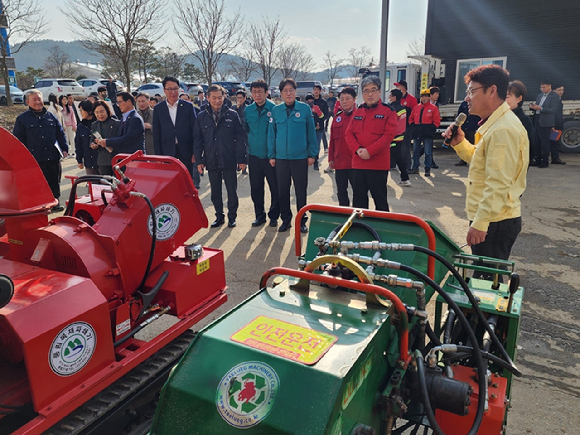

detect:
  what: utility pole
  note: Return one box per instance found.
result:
[379,0,389,101]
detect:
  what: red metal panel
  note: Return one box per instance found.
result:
[435,365,508,434]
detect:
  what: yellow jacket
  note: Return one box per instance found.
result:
[454,102,529,232]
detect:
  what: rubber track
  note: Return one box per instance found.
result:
[42,330,197,435]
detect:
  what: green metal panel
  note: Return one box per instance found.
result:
[434,274,524,397]
[150,278,401,434]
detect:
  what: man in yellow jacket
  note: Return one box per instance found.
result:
[444,65,528,278]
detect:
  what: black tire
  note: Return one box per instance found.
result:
[559,121,580,154]
[0,96,7,106]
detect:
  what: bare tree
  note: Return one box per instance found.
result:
[0,0,49,105]
[346,46,372,82]
[227,50,257,83]
[175,0,242,85]
[61,0,166,91]
[247,17,286,86]
[406,35,426,63]
[43,45,76,78]
[278,43,314,81]
[321,51,344,87]
[154,47,185,80]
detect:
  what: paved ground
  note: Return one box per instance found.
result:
[55,144,580,434]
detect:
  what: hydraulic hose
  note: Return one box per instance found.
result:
[64,175,112,217]
[412,245,521,376]
[130,193,157,292]
[320,221,382,257]
[399,263,485,435]
[415,350,444,435]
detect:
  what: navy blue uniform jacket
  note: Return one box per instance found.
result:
[13,108,68,161]
[193,105,247,171]
[107,110,145,154]
[153,100,197,161]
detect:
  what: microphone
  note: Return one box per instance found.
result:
[443,112,467,148]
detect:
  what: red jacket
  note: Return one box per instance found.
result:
[328,109,354,170]
[409,101,441,127]
[345,101,398,170]
[401,93,418,112]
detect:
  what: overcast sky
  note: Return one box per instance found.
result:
[38,0,428,68]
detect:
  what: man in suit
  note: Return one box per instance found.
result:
[153,76,200,189]
[94,92,145,155]
[530,79,560,168]
[194,85,247,228]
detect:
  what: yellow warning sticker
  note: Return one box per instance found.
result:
[231,316,337,365]
[473,290,495,303]
[196,259,210,275]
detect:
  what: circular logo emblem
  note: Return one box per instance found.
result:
[49,322,96,377]
[216,361,280,429]
[295,112,301,118]
[336,116,342,123]
[147,203,180,241]
[267,111,271,117]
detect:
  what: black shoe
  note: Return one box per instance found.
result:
[194,184,200,189]
[538,163,549,168]
[552,159,566,165]
[424,170,431,177]
[313,163,319,170]
[431,163,439,169]
[300,223,308,233]
[529,160,540,166]
[278,222,291,232]
[51,204,64,212]
[252,218,266,227]
[455,160,467,166]
[269,219,278,227]
[409,168,419,174]
[228,220,237,228]
[242,169,248,174]
[211,218,224,228]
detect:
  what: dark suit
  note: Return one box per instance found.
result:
[533,90,559,165]
[152,99,199,187]
[107,110,145,154]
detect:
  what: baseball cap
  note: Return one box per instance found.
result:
[393,80,408,89]
[420,89,431,96]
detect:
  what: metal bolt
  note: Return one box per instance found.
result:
[492,382,499,388]
[491,393,497,399]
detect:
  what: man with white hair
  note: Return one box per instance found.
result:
[13,90,68,212]
[345,76,398,211]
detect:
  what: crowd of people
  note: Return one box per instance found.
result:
[14,64,559,267]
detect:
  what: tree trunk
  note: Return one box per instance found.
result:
[0,56,12,107]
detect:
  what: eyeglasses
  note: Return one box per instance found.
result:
[465,86,485,97]
[164,87,180,92]
[116,100,125,105]
[362,88,380,95]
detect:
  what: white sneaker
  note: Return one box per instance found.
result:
[398,180,412,186]
[324,167,334,173]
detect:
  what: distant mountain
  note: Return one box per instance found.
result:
[13,39,355,84]
[13,40,102,71]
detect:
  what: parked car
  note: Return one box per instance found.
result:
[213,81,246,96]
[31,78,84,102]
[269,86,281,98]
[0,85,24,105]
[135,83,165,98]
[295,80,323,99]
[182,83,203,95]
[78,78,126,97]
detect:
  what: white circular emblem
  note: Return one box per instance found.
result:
[336,116,342,123]
[148,203,181,241]
[49,322,96,377]
[216,361,280,429]
[295,112,301,118]
[267,111,271,117]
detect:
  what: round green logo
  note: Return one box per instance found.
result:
[49,322,96,377]
[216,361,279,429]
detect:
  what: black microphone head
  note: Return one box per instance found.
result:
[456,112,467,126]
